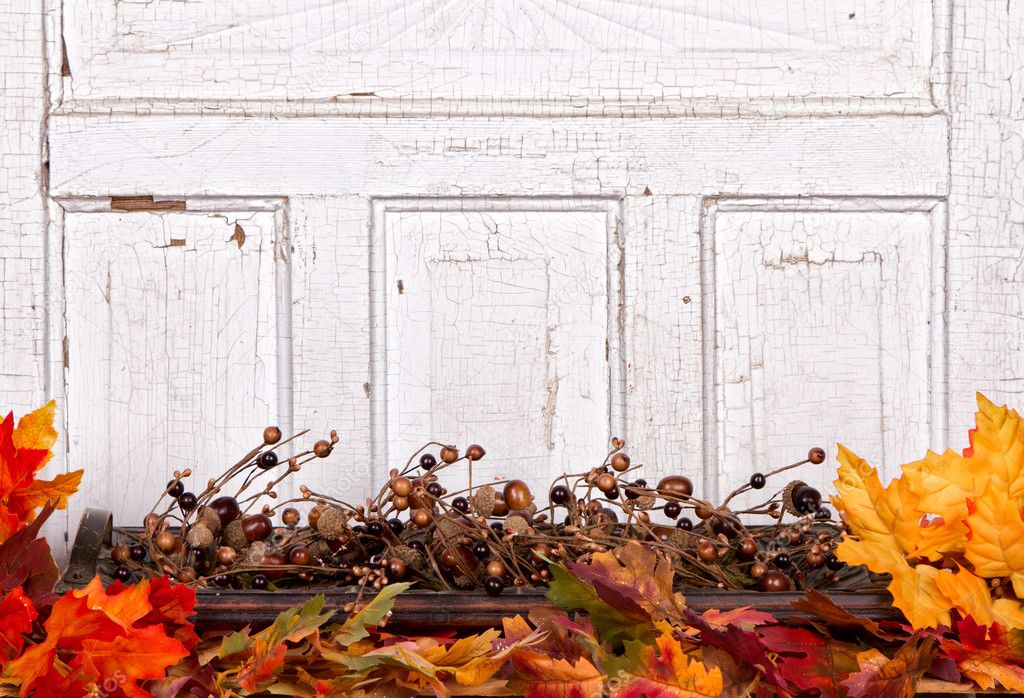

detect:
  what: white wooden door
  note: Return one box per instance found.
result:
[2,1,1021,556]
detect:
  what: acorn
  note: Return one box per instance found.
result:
[207,496,241,528]
[469,485,497,517]
[503,480,534,510]
[611,453,630,472]
[281,507,300,527]
[317,507,349,541]
[440,445,459,464]
[466,444,486,461]
[241,514,273,542]
[657,475,693,498]
[783,481,821,516]
[308,504,325,530]
[222,519,248,550]
[758,571,792,592]
[505,511,532,535]
[263,426,282,444]
[185,524,215,548]
[261,550,288,580]
[196,506,223,534]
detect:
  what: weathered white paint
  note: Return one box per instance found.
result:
[60,209,286,527]
[3,1,1023,557]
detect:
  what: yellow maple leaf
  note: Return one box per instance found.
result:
[835,538,951,628]
[12,401,58,455]
[963,480,1024,598]
[832,445,922,556]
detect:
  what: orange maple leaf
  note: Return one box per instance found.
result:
[611,624,723,697]
[0,401,82,543]
[72,624,190,698]
[0,587,36,666]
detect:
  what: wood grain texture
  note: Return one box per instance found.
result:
[59,0,940,113]
[61,210,286,529]
[946,1,1024,438]
[708,199,943,506]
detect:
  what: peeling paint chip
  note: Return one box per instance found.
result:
[110,196,186,212]
[683,296,691,304]
[642,186,652,196]
[363,382,371,397]
[229,224,246,249]
[168,239,187,247]
[397,279,405,294]
[849,12,855,18]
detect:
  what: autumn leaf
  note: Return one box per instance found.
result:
[72,623,190,698]
[963,480,1024,598]
[0,587,36,666]
[699,607,775,632]
[841,635,937,698]
[547,542,685,645]
[333,582,411,646]
[682,607,789,690]
[508,650,605,698]
[940,616,1024,692]
[608,623,723,698]
[790,589,895,639]
[756,624,862,698]
[835,538,952,628]
[0,503,59,606]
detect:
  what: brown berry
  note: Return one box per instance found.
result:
[750,562,768,579]
[466,444,486,461]
[657,475,694,498]
[503,480,534,510]
[758,571,792,592]
[440,445,459,464]
[241,514,272,542]
[217,546,236,566]
[289,546,311,566]
[808,447,826,465]
[261,550,288,580]
[313,440,332,458]
[412,509,432,527]
[697,541,718,562]
[485,560,507,577]
[387,558,407,579]
[392,495,409,511]
[155,531,177,553]
[737,538,758,561]
[596,473,617,493]
[263,426,282,444]
[611,453,630,472]
[391,476,413,497]
[806,552,826,568]
[111,545,131,563]
[281,507,300,527]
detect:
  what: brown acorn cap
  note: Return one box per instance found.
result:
[307,540,333,562]
[434,515,465,541]
[317,507,349,541]
[196,507,222,535]
[634,494,656,511]
[392,544,426,570]
[185,523,214,548]
[782,481,808,517]
[223,519,248,551]
[469,485,496,518]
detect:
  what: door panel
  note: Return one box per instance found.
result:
[61,206,288,527]
[63,0,939,112]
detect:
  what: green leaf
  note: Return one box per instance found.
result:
[267,594,334,646]
[332,582,413,646]
[546,563,654,646]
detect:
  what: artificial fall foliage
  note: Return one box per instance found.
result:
[834,393,1024,630]
[9,399,1024,695]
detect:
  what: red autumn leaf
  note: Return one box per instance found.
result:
[756,624,863,698]
[842,634,937,698]
[0,503,59,607]
[237,640,288,692]
[139,575,199,650]
[0,586,36,666]
[940,616,1024,691]
[682,607,789,691]
[74,576,155,630]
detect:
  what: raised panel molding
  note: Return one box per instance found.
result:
[51,197,291,529]
[60,0,946,114]
[702,197,947,506]
[372,197,623,492]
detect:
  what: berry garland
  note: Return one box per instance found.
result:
[110,429,878,597]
